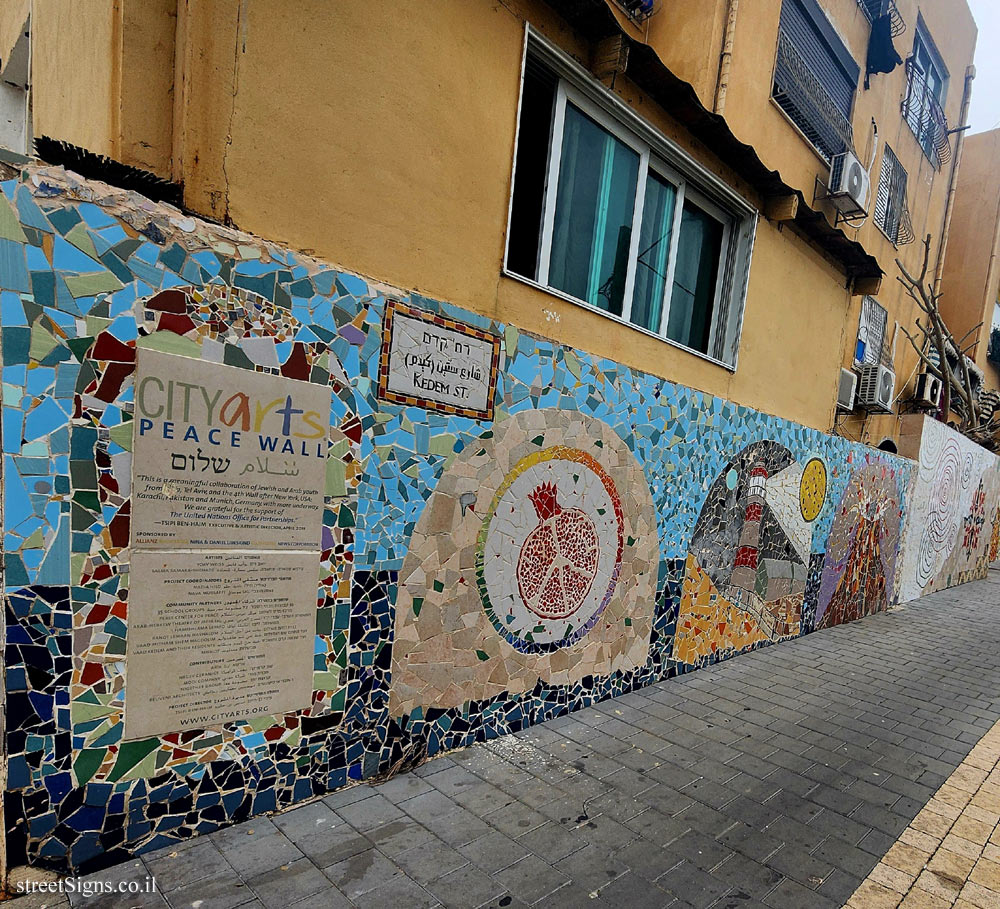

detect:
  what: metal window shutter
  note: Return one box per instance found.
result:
[889,152,908,242]
[779,0,856,118]
[874,154,892,233]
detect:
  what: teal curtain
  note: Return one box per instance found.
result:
[666,201,723,354]
[630,171,676,332]
[549,104,639,316]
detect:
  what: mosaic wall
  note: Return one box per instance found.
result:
[897,416,1000,602]
[0,163,990,873]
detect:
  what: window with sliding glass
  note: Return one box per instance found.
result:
[505,38,755,369]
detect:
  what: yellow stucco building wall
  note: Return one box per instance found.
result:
[940,129,1000,395]
[22,0,979,444]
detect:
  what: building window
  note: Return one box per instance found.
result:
[903,21,949,168]
[772,0,860,161]
[988,302,1000,367]
[505,36,756,369]
[856,296,888,365]
[873,145,912,245]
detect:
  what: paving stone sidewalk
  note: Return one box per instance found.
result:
[12,570,1000,909]
[849,717,1000,908]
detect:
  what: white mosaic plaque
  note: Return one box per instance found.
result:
[132,349,328,550]
[377,299,500,418]
[123,549,317,740]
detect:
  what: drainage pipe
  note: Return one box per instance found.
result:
[933,64,976,298]
[714,0,739,115]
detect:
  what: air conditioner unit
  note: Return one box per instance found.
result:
[837,367,858,411]
[915,372,942,409]
[857,363,895,413]
[828,151,871,214]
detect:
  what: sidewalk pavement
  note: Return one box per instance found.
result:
[10,570,1000,909]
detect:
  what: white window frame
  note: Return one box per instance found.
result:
[503,25,758,372]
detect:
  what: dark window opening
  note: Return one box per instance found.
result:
[667,201,723,354]
[507,57,557,281]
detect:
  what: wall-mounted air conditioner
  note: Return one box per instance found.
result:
[856,363,895,413]
[914,372,942,409]
[837,367,858,411]
[828,151,870,215]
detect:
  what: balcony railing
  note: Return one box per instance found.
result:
[902,59,951,170]
[614,0,656,23]
[857,0,905,38]
[772,29,855,162]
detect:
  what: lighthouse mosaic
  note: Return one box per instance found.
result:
[672,441,827,666]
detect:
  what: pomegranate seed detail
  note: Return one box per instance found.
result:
[517,482,600,620]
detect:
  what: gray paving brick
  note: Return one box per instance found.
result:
[145,839,231,892]
[262,886,352,909]
[765,843,834,889]
[618,837,684,881]
[715,821,783,863]
[458,829,531,874]
[712,852,783,899]
[849,801,910,836]
[322,784,377,810]
[816,868,864,904]
[161,867,251,909]
[670,829,733,872]
[673,801,735,837]
[811,832,880,877]
[424,863,506,909]
[596,870,672,907]
[681,778,739,810]
[245,857,331,909]
[400,789,462,824]
[335,792,406,832]
[450,782,516,815]
[366,817,436,857]
[806,807,871,845]
[322,848,402,899]
[515,820,587,863]
[392,837,469,884]
[720,795,783,830]
[372,772,436,803]
[539,882,612,908]
[67,859,163,909]
[422,807,492,847]
[553,842,631,892]
[212,826,304,876]
[764,815,828,852]
[493,854,570,904]
[656,860,732,909]
[584,790,649,823]
[856,827,897,856]
[352,874,442,909]
[761,789,823,824]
